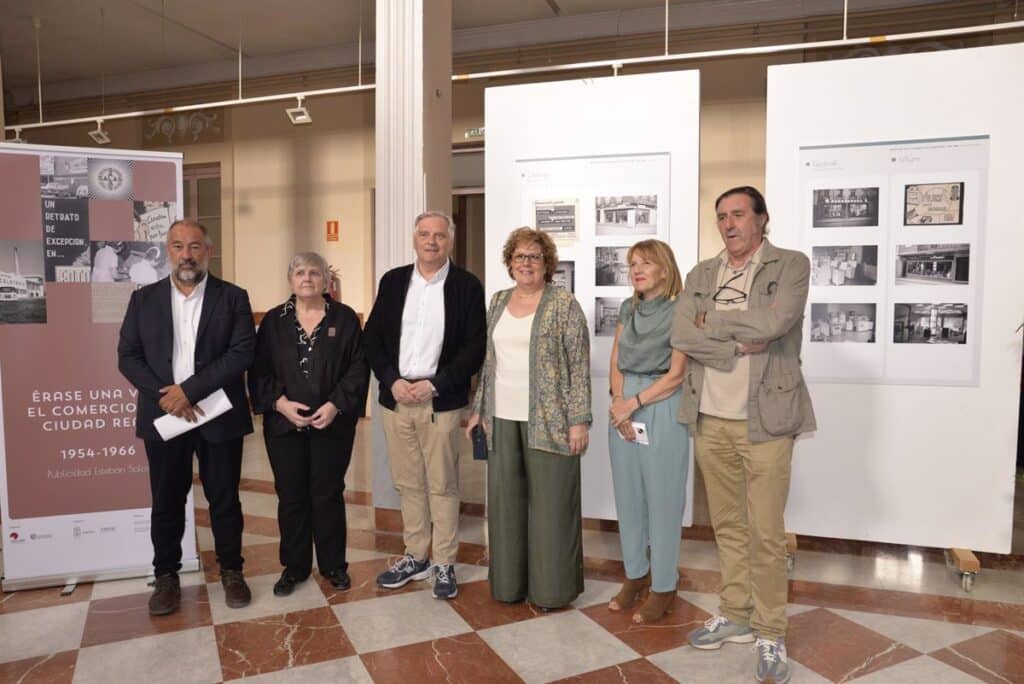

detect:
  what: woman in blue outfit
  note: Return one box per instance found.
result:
[606,239,689,624]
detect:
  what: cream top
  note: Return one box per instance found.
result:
[493,308,534,421]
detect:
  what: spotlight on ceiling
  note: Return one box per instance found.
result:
[286,96,312,125]
[89,120,111,145]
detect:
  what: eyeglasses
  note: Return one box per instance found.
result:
[512,253,544,264]
[712,269,749,305]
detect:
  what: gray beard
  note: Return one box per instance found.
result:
[173,266,206,284]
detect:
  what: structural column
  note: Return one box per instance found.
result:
[374,0,453,274]
[372,0,453,512]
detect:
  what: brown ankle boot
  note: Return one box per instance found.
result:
[220,569,252,608]
[633,589,675,624]
[148,573,181,616]
[608,573,650,611]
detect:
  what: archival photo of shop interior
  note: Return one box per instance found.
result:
[810,302,876,342]
[553,260,575,293]
[811,245,878,286]
[594,195,658,236]
[812,187,880,227]
[893,303,967,344]
[895,243,969,285]
[595,297,623,336]
[595,246,630,286]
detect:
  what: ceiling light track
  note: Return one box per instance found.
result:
[4,18,1023,137]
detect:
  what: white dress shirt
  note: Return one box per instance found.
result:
[171,276,207,384]
[398,260,449,379]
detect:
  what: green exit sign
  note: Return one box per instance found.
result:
[464,127,485,139]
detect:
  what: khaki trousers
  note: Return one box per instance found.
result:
[694,414,793,640]
[381,403,461,565]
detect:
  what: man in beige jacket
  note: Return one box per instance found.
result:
[671,186,815,684]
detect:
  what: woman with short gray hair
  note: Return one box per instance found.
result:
[248,251,369,596]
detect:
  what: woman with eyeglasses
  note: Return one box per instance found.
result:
[606,239,689,624]
[466,226,592,610]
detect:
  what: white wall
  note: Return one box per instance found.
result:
[766,44,1024,553]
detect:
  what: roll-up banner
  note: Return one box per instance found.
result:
[0,143,197,590]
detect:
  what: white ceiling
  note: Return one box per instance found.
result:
[0,0,961,105]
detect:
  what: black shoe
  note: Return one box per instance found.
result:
[323,568,351,591]
[148,573,181,616]
[273,571,307,597]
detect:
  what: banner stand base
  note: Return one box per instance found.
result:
[2,558,201,593]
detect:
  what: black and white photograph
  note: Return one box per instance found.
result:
[595,297,623,337]
[595,246,630,286]
[0,240,46,324]
[810,303,876,343]
[133,201,176,242]
[904,182,964,225]
[893,303,967,344]
[42,197,90,282]
[811,187,880,227]
[90,241,170,285]
[39,155,89,199]
[595,195,657,236]
[552,260,575,293]
[88,157,134,200]
[895,243,970,285]
[534,199,577,239]
[811,245,878,286]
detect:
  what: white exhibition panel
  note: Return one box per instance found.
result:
[486,71,700,523]
[765,44,1023,553]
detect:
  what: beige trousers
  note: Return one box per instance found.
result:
[694,414,793,640]
[381,403,461,565]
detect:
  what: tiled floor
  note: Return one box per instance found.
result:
[1,423,1022,683]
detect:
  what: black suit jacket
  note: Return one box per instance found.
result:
[248,299,369,437]
[117,275,256,443]
[363,262,486,412]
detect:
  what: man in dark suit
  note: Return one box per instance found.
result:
[363,211,486,600]
[118,219,255,616]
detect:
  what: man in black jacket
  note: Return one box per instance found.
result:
[363,211,486,600]
[118,219,255,616]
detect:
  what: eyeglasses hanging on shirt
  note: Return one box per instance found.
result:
[712,267,753,305]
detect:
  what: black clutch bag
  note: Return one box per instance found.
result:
[471,424,488,461]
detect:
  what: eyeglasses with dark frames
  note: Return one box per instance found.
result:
[712,269,750,305]
[512,253,544,264]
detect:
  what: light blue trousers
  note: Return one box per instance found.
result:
[608,373,689,592]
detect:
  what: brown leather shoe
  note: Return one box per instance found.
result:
[220,569,252,608]
[148,573,181,616]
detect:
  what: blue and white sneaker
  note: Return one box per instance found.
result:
[755,637,792,683]
[432,564,458,600]
[376,554,431,589]
[687,614,756,650]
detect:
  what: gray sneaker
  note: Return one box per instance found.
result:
[755,637,791,683]
[687,614,755,650]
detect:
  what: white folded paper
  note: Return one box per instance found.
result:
[153,388,233,441]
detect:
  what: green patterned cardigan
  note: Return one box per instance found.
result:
[472,285,592,455]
